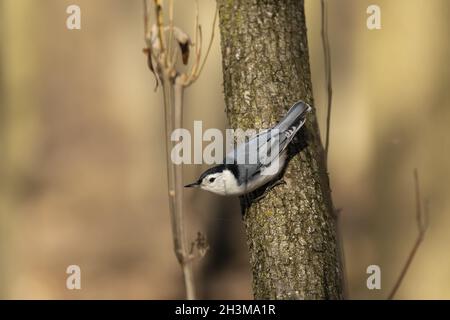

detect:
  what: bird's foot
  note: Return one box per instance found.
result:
[253,178,286,202]
[239,179,286,217]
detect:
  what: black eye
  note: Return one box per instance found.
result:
[209,177,216,183]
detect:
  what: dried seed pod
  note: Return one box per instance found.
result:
[173,26,192,65]
[150,24,161,53]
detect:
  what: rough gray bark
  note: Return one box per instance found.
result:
[217,0,343,299]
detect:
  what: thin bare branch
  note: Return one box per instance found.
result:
[414,169,422,230]
[167,0,175,67]
[423,199,430,231]
[193,0,200,53]
[154,0,167,66]
[195,25,203,71]
[388,169,429,300]
[143,0,150,40]
[321,0,333,163]
[186,0,201,84]
[196,7,218,78]
[143,0,159,89]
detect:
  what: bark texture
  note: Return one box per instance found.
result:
[217,0,343,299]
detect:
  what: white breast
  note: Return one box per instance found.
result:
[224,154,286,196]
[219,169,242,195]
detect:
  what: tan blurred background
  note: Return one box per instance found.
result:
[0,0,449,299]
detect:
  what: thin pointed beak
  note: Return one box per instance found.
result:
[184,181,200,188]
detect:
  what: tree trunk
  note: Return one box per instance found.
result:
[217,0,343,299]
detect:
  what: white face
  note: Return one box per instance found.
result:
[199,170,240,196]
[199,172,226,195]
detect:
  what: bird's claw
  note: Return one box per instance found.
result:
[239,179,286,217]
[253,178,286,202]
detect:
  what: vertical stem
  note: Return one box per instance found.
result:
[162,75,196,299]
[167,0,175,66]
[174,81,195,300]
[162,77,175,219]
[143,0,150,40]
[154,0,167,66]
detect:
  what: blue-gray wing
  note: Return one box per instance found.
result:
[256,100,311,168]
[225,101,310,172]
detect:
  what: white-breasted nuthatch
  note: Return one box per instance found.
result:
[184,101,311,196]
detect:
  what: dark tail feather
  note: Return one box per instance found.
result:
[276,100,311,132]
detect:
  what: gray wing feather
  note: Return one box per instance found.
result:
[225,101,311,181]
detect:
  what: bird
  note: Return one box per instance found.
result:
[184,100,311,196]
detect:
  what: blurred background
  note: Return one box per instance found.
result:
[0,0,449,299]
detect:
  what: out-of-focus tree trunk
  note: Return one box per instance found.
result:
[0,1,39,298]
[0,0,8,298]
[217,0,343,299]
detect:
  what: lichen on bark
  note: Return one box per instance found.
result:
[217,0,343,299]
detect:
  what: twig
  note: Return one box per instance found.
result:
[321,0,333,162]
[143,0,150,39]
[388,169,429,300]
[196,8,218,79]
[193,0,200,56]
[187,0,202,83]
[167,0,175,67]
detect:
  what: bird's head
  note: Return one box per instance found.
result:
[185,165,238,196]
